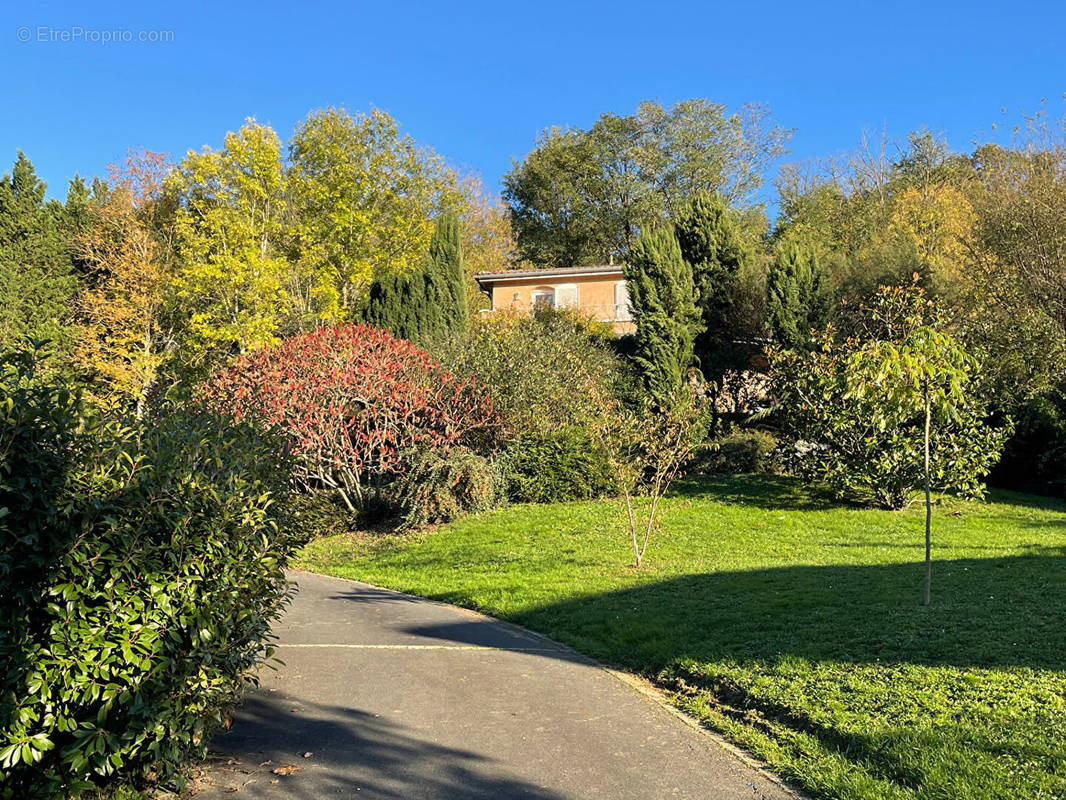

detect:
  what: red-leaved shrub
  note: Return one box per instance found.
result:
[198,324,498,510]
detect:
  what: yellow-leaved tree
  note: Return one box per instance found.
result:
[171,119,292,366]
[288,108,465,319]
[888,183,976,294]
[75,150,176,415]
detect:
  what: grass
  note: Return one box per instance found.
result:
[296,475,1066,800]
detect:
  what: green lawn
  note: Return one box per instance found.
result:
[296,475,1066,800]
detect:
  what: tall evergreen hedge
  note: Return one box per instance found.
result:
[363,212,468,344]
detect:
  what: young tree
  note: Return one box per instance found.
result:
[770,284,1008,518]
[590,377,709,568]
[847,324,997,605]
[766,241,830,348]
[624,224,701,401]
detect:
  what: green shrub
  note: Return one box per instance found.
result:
[393,446,500,529]
[503,427,617,503]
[705,430,779,475]
[0,347,297,799]
[437,308,628,438]
[286,490,355,541]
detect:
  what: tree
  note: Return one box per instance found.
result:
[171,120,292,367]
[504,100,791,267]
[673,192,753,382]
[362,214,468,345]
[766,241,830,348]
[769,283,1008,514]
[502,128,609,268]
[288,108,464,318]
[457,172,519,309]
[73,151,176,415]
[589,377,709,568]
[425,211,468,335]
[0,153,83,355]
[888,183,976,296]
[847,324,998,605]
[624,224,701,401]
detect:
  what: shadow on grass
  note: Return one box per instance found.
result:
[673,474,854,511]
[496,553,1066,673]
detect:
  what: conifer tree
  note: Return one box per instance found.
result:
[363,214,468,345]
[766,241,830,348]
[673,191,749,380]
[624,223,701,401]
[0,153,81,354]
[427,212,467,334]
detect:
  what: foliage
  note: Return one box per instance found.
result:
[765,240,830,348]
[673,192,755,382]
[73,151,176,415]
[504,100,791,267]
[284,490,355,543]
[437,307,627,438]
[590,378,711,567]
[393,446,500,529]
[171,120,292,364]
[502,426,616,504]
[362,212,468,345]
[990,384,1066,496]
[298,474,1066,800]
[703,429,779,474]
[288,107,464,316]
[770,284,1008,510]
[0,153,93,357]
[199,323,499,513]
[624,224,701,401]
[457,173,519,309]
[0,346,297,798]
[888,183,976,295]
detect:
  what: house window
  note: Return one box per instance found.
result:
[615,281,632,320]
[530,287,555,309]
[556,283,579,309]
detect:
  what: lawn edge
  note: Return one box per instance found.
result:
[289,567,807,800]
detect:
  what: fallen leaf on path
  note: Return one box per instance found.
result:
[302,752,313,758]
[272,765,302,776]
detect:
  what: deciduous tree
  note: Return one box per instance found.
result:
[171,120,292,366]
[74,151,175,414]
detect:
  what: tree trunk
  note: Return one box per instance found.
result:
[923,388,932,607]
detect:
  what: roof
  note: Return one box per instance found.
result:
[474,265,625,286]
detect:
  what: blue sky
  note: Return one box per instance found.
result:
[2,0,1064,211]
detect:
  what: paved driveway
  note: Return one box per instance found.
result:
[196,571,796,799]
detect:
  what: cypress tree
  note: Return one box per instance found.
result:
[673,192,749,380]
[766,241,830,349]
[624,223,701,401]
[427,211,467,334]
[362,213,468,345]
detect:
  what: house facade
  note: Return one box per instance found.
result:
[474,265,635,335]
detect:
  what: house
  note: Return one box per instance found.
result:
[473,265,635,335]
